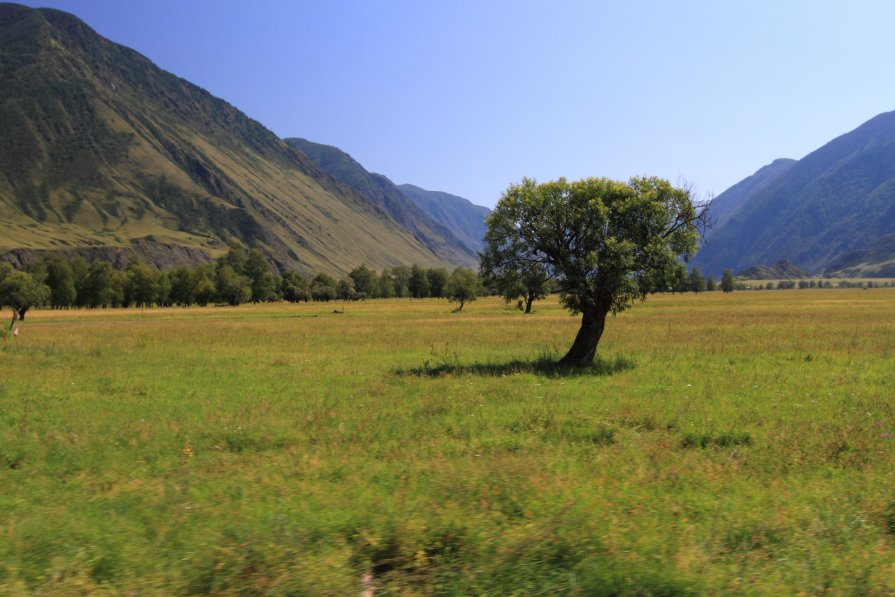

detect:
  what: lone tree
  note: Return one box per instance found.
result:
[0,265,50,320]
[481,176,708,366]
[447,267,480,311]
[485,261,551,314]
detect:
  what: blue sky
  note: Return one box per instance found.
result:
[18,1,895,207]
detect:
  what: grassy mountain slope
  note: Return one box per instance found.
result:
[708,158,795,229]
[694,110,895,276]
[0,4,461,274]
[824,232,895,277]
[285,138,477,266]
[397,183,491,254]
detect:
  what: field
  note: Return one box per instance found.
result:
[1,290,894,595]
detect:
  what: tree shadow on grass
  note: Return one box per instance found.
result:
[397,353,635,378]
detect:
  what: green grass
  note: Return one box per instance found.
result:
[1,291,894,594]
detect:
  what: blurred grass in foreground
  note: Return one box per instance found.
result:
[1,290,894,594]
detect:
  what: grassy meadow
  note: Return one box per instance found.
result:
[1,290,894,595]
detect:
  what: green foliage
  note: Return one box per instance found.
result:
[408,264,430,299]
[482,176,706,364]
[426,267,449,299]
[311,272,337,302]
[243,249,279,303]
[348,265,379,299]
[218,248,247,274]
[446,267,480,311]
[167,266,196,307]
[214,264,251,306]
[0,252,491,310]
[483,177,703,316]
[192,266,217,306]
[390,265,412,298]
[280,271,310,303]
[38,254,76,308]
[206,249,280,305]
[0,263,50,317]
[688,267,706,293]
[336,277,357,301]
[78,261,112,307]
[378,270,396,299]
[486,260,551,314]
[125,259,160,307]
[721,269,735,293]
[156,270,172,306]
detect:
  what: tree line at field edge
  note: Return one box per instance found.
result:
[5,175,893,367]
[0,249,489,318]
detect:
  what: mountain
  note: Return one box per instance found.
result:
[0,4,469,274]
[397,184,491,254]
[708,158,796,229]
[694,110,895,276]
[823,232,895,277]
[284,138,477,265]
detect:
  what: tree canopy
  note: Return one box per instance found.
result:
[721,269,736,293]
[688,267,706,293]
[486,261,551,314]
[447,268,480,311]
[0,264,50,319]
[481,176,708,366]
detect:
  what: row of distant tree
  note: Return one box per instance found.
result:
[676,268,736,293]
[4,249,886,320]
[675,268,894,292]
[0,249,485,318]
[736,279,893,290]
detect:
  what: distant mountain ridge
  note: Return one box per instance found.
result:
[397,184,491,254]
[285,138,477,265]
[823,232,895,277]
[708,158,796,229]
[694,110,895,276]
[0,3,474,273]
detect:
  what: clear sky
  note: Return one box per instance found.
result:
[16,0,895,207]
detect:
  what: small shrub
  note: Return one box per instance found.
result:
[681,431,752,449]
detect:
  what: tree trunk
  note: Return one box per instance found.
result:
[17,307,27,321]
[559,305,607,366]
[524,295,533,314]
